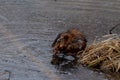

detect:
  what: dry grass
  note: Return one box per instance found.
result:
[80,34,120,72]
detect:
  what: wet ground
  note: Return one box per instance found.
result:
[0,0,120,80]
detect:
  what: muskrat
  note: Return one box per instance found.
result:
[51,28,87,66]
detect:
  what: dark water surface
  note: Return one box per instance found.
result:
[0,0,120,80]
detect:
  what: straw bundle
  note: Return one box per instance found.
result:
[80,35,120,72]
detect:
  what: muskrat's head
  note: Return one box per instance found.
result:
[57,33,72,49]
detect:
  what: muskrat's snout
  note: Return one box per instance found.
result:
[51,59,60,65]
[51,54,64,65]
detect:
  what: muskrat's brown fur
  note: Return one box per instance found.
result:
[51,28,87,65]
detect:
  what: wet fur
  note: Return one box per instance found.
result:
[51,28,87,65]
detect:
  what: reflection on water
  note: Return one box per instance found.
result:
[0,0,119,80]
